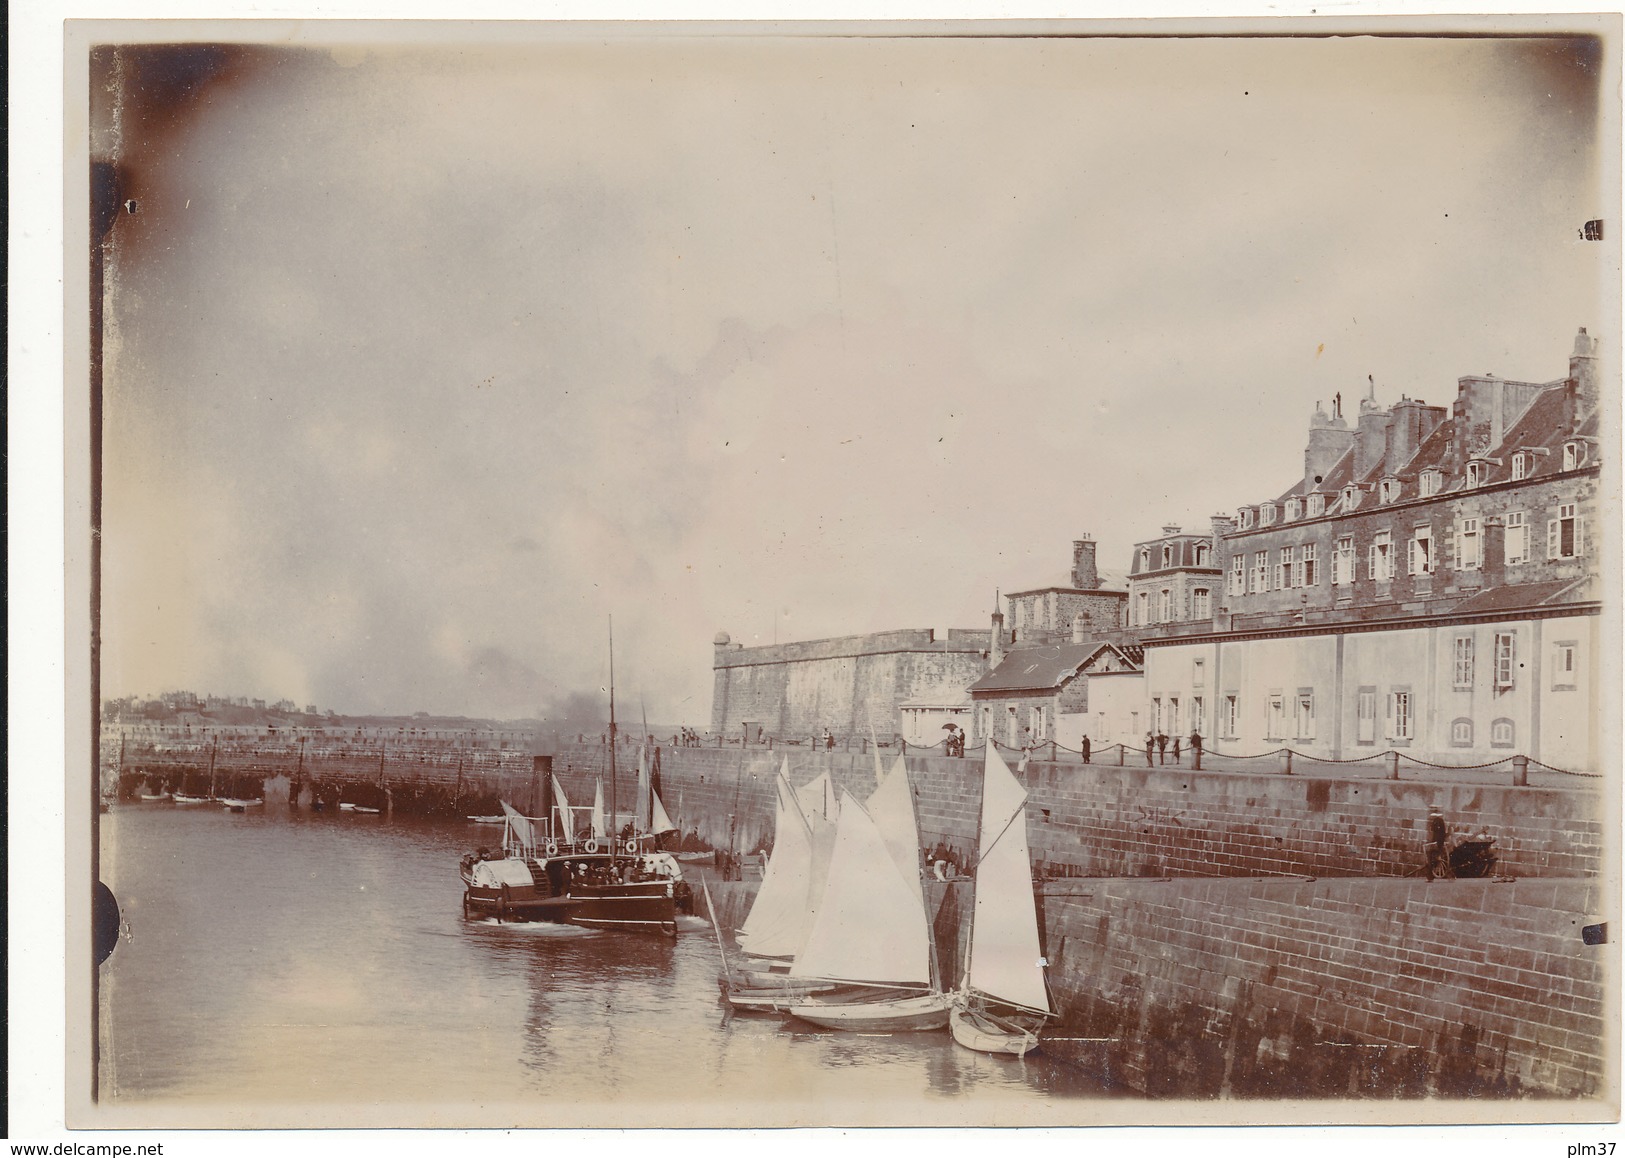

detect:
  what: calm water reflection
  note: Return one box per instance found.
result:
[99,804,1110,1122]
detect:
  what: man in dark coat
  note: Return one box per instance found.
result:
[1081,735,1091,764]
[1424,806,1451,881]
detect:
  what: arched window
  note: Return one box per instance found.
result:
[1450,717,1473,747]
[1490,718,1515,748]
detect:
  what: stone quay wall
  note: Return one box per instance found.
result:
[119,740,1603,880]
[705,876,1608,1100]
[551,743,1600,881]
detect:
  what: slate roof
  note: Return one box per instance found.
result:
[968,643,1097,694]
[1449,578,1593,616]
[1078,642,1145,673]
[1276,379,1589,518]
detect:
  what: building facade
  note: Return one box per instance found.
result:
[1003,535,1128,645]
[1141,328,1603,771]
[1126,524,1224,629]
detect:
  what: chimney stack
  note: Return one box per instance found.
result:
[1071,613,1090,645]
[1071,536,1099,590]
[1571,326,1599,424]
[1355,400,1392,480]
[989,600,1006,670]
[1305,400,1355,492]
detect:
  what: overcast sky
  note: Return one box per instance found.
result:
[92,30,1607,722]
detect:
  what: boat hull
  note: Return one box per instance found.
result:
[461,851,692,935]
[785,990,951,1032]
[948,1002,1040,1057]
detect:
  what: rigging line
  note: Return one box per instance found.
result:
[971,798,1028,874]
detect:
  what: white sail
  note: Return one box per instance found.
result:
[650,787,676,835]
[637,748,652,831]
[967,745,1050,1014]
[500,800,537,853]
[866,754,924,908]
[795,771,835,822]
[737,769,815,957]
[551,775,572,840]
[592,778,606,841]
[790,792,932,987]
[638,748,676,835]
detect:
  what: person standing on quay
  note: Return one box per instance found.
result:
[1145,732,1155,767]
[1172,736,1182,765]
[1081,735,1091,764]
[1156,731,1169,765]
[1424,805,1452,881]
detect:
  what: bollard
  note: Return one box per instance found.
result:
[1513,754,1529,786]
[1283,749,1293,776]
[1389,751,1400,780]
[1118,744,1125,767]
[1049,740,1058,761]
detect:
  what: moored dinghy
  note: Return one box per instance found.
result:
[948,743,1052,1057]
[784,759,949,1032]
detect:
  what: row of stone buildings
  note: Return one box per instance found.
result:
[711,328,1605,772]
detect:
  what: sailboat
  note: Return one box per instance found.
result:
[784,757,950,1032]
[948,743,1052,1057]
[717,760,840,1009]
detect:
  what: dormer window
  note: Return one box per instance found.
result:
[1161,544,1174,569]
[1238,508,1253,530]
[1511,453,1531,481]
[1465,460,1487,489]
[1259,503,1277,526]
[1192,542,1211,567]
[1139,547,1151,572]
[1378,478,1400,504]
[1419,469,1442,497]
[1563,440,1589,471]
[1307,493,1325,517]
[1285,499,1301,521]
[1341,485,1361,510]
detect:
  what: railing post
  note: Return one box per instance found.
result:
[1049,740,1058,761]
[1118,744,1125,767]
[1389,751,1401,780]
[1283,749,1293,776]
[1513,754,1529,787]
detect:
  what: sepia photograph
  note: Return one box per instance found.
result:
[32,9,1622,1141]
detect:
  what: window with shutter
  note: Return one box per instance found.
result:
[1506,512,1529,564]
[1494,632,1516,689]
[1357,688,1377,744]
[1550,503,1581,559]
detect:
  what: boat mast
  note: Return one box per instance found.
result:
[901,754,944,997]
[608,616,617,866]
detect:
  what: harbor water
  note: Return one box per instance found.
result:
[97,803,1119,1125]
